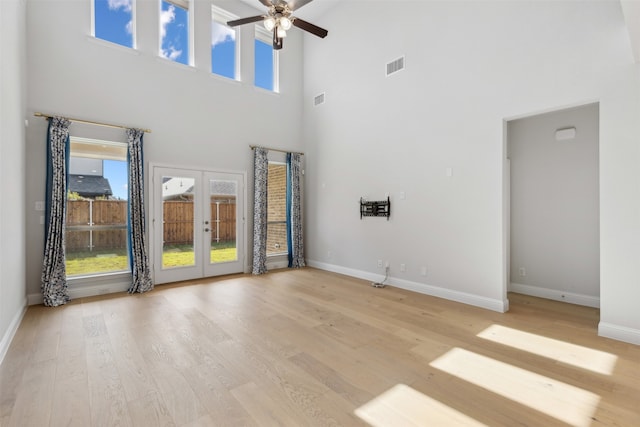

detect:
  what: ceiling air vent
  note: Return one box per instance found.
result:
[386,56,405,77]
[314,92,325,106]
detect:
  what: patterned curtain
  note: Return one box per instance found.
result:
[286,153,305,268]
[126,129,153,293]
[41,117,71,307]
[252,147,269,274]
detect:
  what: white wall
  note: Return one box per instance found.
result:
[508,103,600,307]
[303,1,640,343]
[0,0,28,362]
[24,0,305,298]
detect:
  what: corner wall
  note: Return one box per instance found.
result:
[0,0,28,363]
[303,1,640,342]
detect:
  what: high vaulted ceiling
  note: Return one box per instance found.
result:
[238,0,639,63]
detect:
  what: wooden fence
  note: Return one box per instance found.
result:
[162,199,236,246]
[66,200,128,251]
[66,198,236,252]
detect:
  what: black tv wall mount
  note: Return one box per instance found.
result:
[360,197,391,220]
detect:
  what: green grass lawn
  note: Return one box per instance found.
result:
[66,243,237,276]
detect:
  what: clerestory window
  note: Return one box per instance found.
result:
[254,25,278,92]
[93,0,135,48]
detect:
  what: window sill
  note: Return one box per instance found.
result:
[210,72,241,85]
[155,56,196,71]
[254,85,280,96]
[86,36,140,55]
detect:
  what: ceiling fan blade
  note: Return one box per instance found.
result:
[227,15,265,27]
[292,18,328,38]
[258,0,274,6]
[287,0,313,11]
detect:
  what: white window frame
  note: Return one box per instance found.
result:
[254,25,279,93]
[66,137,133,290]
[211,5,240,80]
[159,0,194,66]
[91,0,137,49]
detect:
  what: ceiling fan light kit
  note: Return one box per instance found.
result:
[227,0,328,50]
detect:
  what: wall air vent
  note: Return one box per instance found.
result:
[314,92,325,106]
[386,56,405,77]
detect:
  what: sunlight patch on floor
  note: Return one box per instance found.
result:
[477,324,617,375]
[354,384,487,427]
[430,348,600,427]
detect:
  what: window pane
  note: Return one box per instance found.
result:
[162,176,196,268]
[267,163,287,255]
[66,147,130,278]
[255,39,274,91]
[94,0,134,48]
[210,179,237,263]
[211,19,236,79]
[161,0,189,65]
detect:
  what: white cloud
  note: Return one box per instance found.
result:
[162,46,183,61]
[211,22,235,48]
[160,4,182,60]
[125,20,133,35]
[108,0,131,12]
[160,5,176,40]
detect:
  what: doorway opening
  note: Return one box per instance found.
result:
[504,102,600,308]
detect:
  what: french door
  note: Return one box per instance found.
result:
[151,166,245,284]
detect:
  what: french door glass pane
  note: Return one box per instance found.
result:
[162,176,196,268]
[209,179,237,264]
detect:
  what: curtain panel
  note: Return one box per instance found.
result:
[286,153,305,268]
[41,117,71,307]
[126,128,153,293]
[252,147,269,274]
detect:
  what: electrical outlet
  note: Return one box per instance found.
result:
[519,267,526,277]
[377,260,383,268]
[400,263,406,272]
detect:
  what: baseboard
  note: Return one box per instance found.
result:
[27,281,131,305]
[510,282,599,308]
[0,299,27,365]
[308,260,508,313]
[598,322,640,345]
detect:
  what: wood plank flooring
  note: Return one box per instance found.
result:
[1,268,639,426]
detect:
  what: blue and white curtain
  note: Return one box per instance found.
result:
[126,128,153,293]
[252,147,269,274]
[41,117,71,307]
[286,153,305,268]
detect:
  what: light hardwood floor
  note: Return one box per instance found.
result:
[1,268,639,426]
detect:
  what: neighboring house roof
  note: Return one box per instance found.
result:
[68,174,113,198]
[161,177,237,200]
[162,177,195,200]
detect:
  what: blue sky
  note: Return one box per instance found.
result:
[104,160,128,200]
[95,0,273,88]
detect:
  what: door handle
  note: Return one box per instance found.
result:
[204,228,210,232]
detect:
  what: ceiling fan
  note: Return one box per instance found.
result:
[227,0,328,50]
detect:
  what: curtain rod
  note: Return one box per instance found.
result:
[250,145,304,156]
[34,112,152,133]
